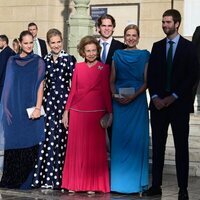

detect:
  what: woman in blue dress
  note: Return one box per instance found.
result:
[110,24,150,194]
[0,30,45,189]
[32,28,76,189]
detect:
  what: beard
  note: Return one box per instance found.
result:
[162,27,176,36]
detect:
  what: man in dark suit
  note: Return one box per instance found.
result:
[96,14,125,66]
[28,22,48,58]
[192,26,200,111]
[0,35,15,99]
[146,9,198,200]
[96,14,125,153]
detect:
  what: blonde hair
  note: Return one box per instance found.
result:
[46,28,62,44]
[124,24,140,37]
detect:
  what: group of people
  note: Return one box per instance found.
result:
[0,8,199,200]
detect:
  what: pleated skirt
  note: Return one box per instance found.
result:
[61,110,110,193]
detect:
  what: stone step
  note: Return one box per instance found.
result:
[149,160,200,176]
[156,134,200,149]
[166,147,200,162]
[149,113,200,176]
[149,146,200,162]
[148,114,200,147]
[190,112,200,124]
[163,160,200,177]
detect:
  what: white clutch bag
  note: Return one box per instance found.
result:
[26,106,45,118]
[119,87,135,97]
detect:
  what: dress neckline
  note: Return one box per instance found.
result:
[85,60,99,68]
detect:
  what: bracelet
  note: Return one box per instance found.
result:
[35,107,41,111]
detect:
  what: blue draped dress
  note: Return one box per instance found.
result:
[0,53,45,189]
[111,49,150,194]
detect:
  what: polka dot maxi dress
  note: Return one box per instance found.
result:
[32,50,76,189]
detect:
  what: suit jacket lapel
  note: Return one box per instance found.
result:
[159,38,167,68]
[172,36,183,66]
[106,39,116,63]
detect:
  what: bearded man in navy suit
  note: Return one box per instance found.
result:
[146,9,198,200]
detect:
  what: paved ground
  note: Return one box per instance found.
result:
[0,174,200,199]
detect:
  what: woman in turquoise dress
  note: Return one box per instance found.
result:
[110,24,150,194]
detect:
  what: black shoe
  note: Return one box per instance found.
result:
[178,189,189,200]
[144,186,162,196]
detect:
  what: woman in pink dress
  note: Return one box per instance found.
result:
[61,35,112,194]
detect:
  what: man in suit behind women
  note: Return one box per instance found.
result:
[147,9,198,200]
[96,14,125,153]
[96,14,125,66]
[0,34,15,99]
[28,22,48,58]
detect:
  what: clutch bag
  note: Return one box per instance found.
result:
[26,106,45,119]
[100,113,110,128]
[119,87,135,97]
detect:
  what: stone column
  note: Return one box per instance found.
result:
[68,0,94,60]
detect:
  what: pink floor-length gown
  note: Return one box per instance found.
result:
[62,61,112,193]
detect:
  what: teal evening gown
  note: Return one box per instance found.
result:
[111,49,150,194]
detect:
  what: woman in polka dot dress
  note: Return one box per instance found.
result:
[32,28,76,189]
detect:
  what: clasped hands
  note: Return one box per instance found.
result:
[113,94,136,104]
[153,95,176,110]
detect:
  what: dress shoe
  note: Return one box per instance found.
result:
[68,190,75,193]
[87,191,95,195]
[144,186,162,196]
[178,189,189,200]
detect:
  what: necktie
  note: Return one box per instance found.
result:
[33,39,38,55]
[166,40,174,91]
[101,42,108,64]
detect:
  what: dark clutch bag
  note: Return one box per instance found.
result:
[100,113,110,128]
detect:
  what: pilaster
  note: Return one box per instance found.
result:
[68,0,94,60]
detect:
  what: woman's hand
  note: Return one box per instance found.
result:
[107,113,113,127]
[62,110,69,128]
[31,108,41,119]
[114,94,136,104]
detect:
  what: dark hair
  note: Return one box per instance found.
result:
[0,35,9,44]
[46,28,62,44]
[28,22,38,29]
[163,9,181,26]
[77,35,101,58]
[124,24,140,37]
[97,14,116,28]
[13,38,19,43]
[19,30,33,42]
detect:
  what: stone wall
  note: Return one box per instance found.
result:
[0,0,184,55]
[90,0,184,51]
[0,0,74,50]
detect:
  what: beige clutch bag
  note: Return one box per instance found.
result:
[100,113,110,128]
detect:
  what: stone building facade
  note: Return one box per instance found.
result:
[0,0,186,56]
[1,0,200,55]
